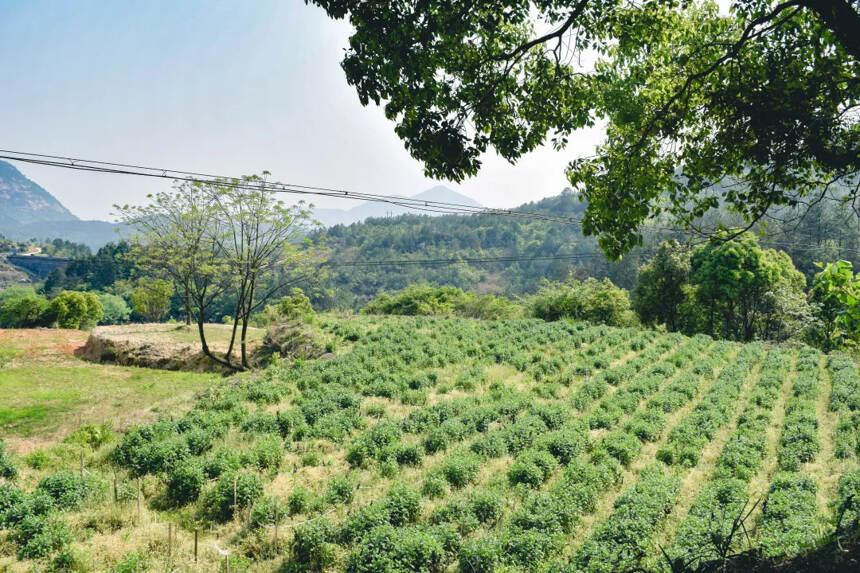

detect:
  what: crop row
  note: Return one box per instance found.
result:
[656,342,763,467]
[828,353,860,412]
[758,473,820,557]
[427,335,722,571]
[776,347,821,471]
[670,348,790,565]
[570,334,680,411]
[831,352,860,460]
[572,464,681,573]
[758,347,824,558]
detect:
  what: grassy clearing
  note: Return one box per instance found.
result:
[0,329,219,448]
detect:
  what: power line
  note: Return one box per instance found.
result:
[322,252,608,268]
[0,149,584,226]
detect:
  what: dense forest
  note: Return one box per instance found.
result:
[319,190,860,307]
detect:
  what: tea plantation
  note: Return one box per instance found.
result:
[2,316,860,572]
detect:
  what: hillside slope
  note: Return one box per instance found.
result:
[2,315,858,571]
[0,161,78,224]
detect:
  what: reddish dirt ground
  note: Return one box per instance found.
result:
[0,328,89,361]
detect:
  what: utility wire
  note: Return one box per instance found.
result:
[0,149,584,226]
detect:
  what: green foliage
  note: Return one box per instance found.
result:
[633,239,693,330]
[166,461,205,506]
[362,284,521,319]
[10,514,71,560]
[291,517,337,572]
[250,495,285,528]
[309,1,860,258]
[0,439,18,480]
[205,471,264,522]
[574,464,680,572]
[35,471,93,510]
[278,288,316,322]
[64,422,114,449]
[810,260,860,349]
[529,277,636,326]
[131,277,173,322]
[507,449,557,487]
[834,469,860,532]
[691,233,807,341]
[96,292,131,324]
[0,289,49,328]
[758,473,820,558]
[347,525,447,573]
[49,290,104,329]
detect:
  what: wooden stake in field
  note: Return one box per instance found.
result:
[194,529,198,564]
[79,449,85,478]
[113,472,118,504]
[232,475,238,519]
[136,477,142,522]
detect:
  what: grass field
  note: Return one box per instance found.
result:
[1,316,859,572]
[0,329,219,447]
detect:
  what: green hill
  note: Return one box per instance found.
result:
[2,314,858,571]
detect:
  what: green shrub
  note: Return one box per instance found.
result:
[64,422,114,449]
[291,517,336,572]
[36,471,92,510]
[203,448,243,479]
[508,449,557,487]
[393,443,423,467]
[529,277,636,326]
[347,525,446,573]
[288,487,314,516]
[166,461,205,506]
[250,496,285,528]
[0,291,49,328]
[535,424,590,464]
[441,451,482,489]
[206,472,264,521]
[421,474,447,498]
[97,292,131,324]
[598,431,642,466]
[0,440,18,480]
[247,435,283,471]
[382,484,421,526]
[470,490,503,525]
[11,514,71,560]
[325,475,356,505]
[458,537,501,573]
[49,290,103,329]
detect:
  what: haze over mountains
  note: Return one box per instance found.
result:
[313,185,483,227]
[0,161,121,249]
[0,161,485,248]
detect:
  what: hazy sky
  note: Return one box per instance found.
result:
[0,0,605,221]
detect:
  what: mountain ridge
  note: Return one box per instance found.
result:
[313,185,483,227]
[0,161,78,224]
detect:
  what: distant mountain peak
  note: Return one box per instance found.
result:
[314,185,483,227]
[0,160,78,224]
[411,185,482,206]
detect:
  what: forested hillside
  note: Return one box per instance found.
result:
[320,190,860,307]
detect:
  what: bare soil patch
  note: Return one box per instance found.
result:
[77,323,264,372]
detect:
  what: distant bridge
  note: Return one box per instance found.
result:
[6,255,71,278]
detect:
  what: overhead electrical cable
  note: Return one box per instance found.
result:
[0,149,584,225]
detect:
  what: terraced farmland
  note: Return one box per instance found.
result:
[2,316,860,572]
